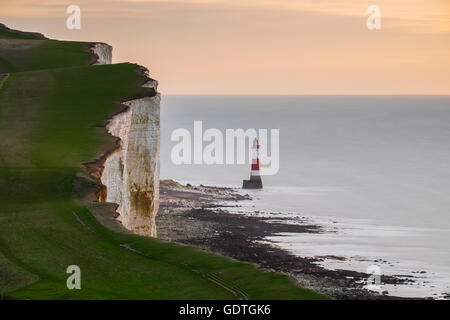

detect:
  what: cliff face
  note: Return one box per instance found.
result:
[90,44,160,237]
[101,83,160,236]
[90,43,113,65]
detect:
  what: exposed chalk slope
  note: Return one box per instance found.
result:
[101,77,160,236]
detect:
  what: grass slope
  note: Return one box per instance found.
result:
[0,23,92,73]
[0,40,92,73]
[0,25,329,300]
[0,23,47,40]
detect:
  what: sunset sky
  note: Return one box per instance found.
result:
[1,0,449,94]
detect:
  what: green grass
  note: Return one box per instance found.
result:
[0,30,33,39]
[0,26,40,40]
[0,26,329,300]
[0,40,92,73]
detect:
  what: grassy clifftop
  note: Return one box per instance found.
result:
[0,23,94,73]
[0,23,47,40]
[0,24,328,299]
[0,39,93,73]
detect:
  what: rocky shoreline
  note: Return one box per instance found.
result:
[156,180,416,299]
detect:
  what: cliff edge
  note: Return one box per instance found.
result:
[0,24,161,238]
[85,42,160,237]
[100,71,160,237]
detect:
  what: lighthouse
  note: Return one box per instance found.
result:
[242,138,263,189]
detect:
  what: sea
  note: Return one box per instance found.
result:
[160,95,450,299]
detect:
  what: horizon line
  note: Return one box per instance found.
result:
[162,94,450,96]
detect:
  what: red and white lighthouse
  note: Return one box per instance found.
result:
[242,138,263,189]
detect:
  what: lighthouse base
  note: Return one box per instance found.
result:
[242,176,263,189]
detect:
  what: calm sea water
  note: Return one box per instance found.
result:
[160,95,450,298]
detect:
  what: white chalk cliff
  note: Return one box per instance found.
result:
[90,43,113,65]
[90,44,160,237]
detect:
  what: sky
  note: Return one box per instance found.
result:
[1,0,449,94]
